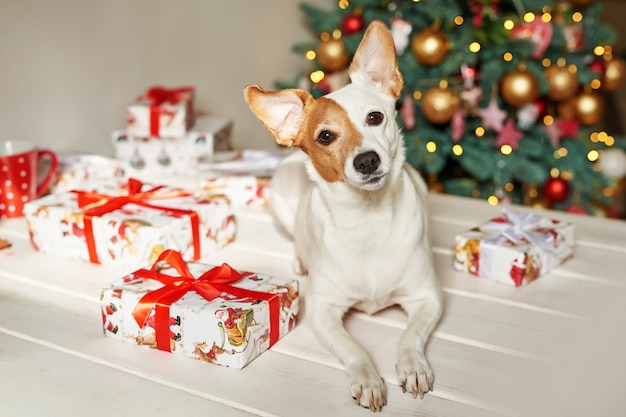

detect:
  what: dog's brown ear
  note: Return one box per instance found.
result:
[349,20,403,100]
[244,85,312,147]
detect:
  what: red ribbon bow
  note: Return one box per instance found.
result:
[138,86,194,137]
[131,249,281,352]
[142,86,195,106]
[73,178,200,263]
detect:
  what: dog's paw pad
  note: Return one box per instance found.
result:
[396,355,434,399]
[350,370,387,411]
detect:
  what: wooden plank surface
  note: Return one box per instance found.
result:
[1,192,625,416]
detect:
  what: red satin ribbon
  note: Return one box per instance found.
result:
[74,178,200,263]
[131,249,281,352]
[139,86,194,137]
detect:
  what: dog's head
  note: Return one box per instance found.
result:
[244,20,403,191]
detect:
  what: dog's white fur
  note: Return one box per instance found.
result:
[244,21,443,412]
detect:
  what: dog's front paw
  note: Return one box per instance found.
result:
[349,365,387,412]
[396,351,434,399]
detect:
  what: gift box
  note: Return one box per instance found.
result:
[127,86,195,138]
[200,176,270,208]
[24,178,235,267]
[113,116,233,177]
[453,209,575,287]
[50,154,122,194]
[100,250,299,369]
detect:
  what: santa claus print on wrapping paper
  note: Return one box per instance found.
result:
[101,289,122,334]
[135,313,181,351]
[215,306,256,348]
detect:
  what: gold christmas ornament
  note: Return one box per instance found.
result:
[602,57,626,92]
[545,65,579,101]
[411,27,449,66]
[501,67,540,107]
[317,38,350,72]
[422,86,459,124]
[575,90,605,125]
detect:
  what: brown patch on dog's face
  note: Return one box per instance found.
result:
[293,97,363,183]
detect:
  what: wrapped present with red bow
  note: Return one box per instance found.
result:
[23,178,235,267]
[100,249,299,369]
[127,86,195,138]
[453,209,575,287]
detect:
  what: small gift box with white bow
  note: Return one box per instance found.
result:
[453,210,575,287]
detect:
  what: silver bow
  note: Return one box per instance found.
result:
[482,209,555,252]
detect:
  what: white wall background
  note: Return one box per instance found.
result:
[1,0,624,157]
[0,0,333,156]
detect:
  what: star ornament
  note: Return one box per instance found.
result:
[478,99,507,132]
[496,118,524,150]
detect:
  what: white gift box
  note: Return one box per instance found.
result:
[113,116,233,177]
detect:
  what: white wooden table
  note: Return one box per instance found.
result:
[1,193,625,417]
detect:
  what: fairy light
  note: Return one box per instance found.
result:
[542,58,551,67]
[590,79,602,89]
[587,149,600,162]
[543,115,554,125]
[454,16,464,25]
[572,11,583,23]
[338,0,349,9]
[505,182,515,192]
[504,19,515,30]
[320,32,331,42]
[487,195,499,206]
[332,29,342,39]
[310,70,325,83]
[553,147,568,159]
[561,171,574,180]
[452,144,463,156]
[305,50,316,60]
[469,42,481,53]
[524,12,535,23]
[439,79,449,88]
[594,45,605,56]
[550,167,560,177]
[503,52,513,62]
[475,127,485,137]
[426,141,437,153]
[500,144,513,155]
[413,91,422,100]
[606,136,615,146]
[557,57,567,66]
[542,12,552,23]
[590,131,599,142]
[568,64,578,74]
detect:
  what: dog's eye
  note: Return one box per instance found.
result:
[366,111,384,126]
[317,130,336,145]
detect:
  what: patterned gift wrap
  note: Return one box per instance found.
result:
[453,209,575,287]
[50,154,122,194]
[127,86,195,138]
[200,176,270,208]
[23,178,235,267]
[113,116,233,177]
[100,250,300,369]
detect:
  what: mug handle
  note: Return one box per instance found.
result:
[35,149,59,197]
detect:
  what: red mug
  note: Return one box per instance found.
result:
[0,140,59,219]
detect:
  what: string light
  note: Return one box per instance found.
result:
[500,145,513,155]
[305,50,316,60]
[338,0,349,9]
[426,141,437,153]
[413,91,423,100]
[454,16,464,25]
[475,127,485,137]
[572,11,583,23]
[452,144,463,156]
[503,52,513,62]
[469,42,481,53]
[310,70,325,83]
[587,149,600,161]
[504,19,515,30]
[487,195,499,205]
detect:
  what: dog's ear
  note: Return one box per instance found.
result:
[349,20,403,100]
[244,85,312,147]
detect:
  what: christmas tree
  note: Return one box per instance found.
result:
[278,0,626,218]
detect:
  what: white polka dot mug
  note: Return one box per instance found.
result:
[0,140,58,219]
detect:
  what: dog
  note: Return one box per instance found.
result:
[244,20,443,412]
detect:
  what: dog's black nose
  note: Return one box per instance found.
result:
[353,151,380,175]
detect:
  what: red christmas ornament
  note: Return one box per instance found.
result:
[341,14,364,35]
[589,58,606,76]
[543,177,570,203]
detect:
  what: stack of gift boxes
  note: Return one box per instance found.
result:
[113,86,233,178]
[21,86,300,369]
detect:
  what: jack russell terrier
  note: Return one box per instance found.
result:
[244,20,443,412]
